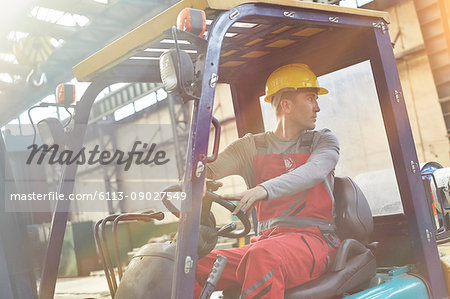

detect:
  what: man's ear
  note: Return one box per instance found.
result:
[279,98,291,114]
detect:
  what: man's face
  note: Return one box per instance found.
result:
[287,91,320,131]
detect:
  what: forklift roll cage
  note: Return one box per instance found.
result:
[37,1,448,298]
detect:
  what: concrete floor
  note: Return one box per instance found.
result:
[51,272,223,299]
[53,275,110,299]
[49,241,236,298]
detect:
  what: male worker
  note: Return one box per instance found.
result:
[194,63,340,298]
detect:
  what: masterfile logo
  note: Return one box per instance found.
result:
[26,141,170,171]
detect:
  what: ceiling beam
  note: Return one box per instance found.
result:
[14,17,78,40]
[39,0,107,18]
[84,22,125,34]
[0,61,29,76]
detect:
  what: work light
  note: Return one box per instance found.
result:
[159,48,194,95]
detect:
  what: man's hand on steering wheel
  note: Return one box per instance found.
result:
[162,181,252,239]
[220,186,268,216]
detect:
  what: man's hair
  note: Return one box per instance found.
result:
[275,87,319,117]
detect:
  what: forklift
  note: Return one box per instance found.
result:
[33,0,449,298]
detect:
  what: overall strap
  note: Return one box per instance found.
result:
[258,216,335,233]
[253,133,268,235]
[254,134,268,155]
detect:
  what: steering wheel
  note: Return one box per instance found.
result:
[161,184,251,239]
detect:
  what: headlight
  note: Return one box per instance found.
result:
[159,48,194,95]
[160,49,178,93]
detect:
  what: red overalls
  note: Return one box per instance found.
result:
[195,134,338,299]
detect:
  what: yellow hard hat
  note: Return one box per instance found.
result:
[264,63,328,103]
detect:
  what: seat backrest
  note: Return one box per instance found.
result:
[333,176,373,244]
[285,177,376,299]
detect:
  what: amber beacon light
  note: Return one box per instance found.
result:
[56,84,76,108]
[176,8,206,37]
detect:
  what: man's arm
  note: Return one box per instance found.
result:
[259,129,339,200]
[205,133,265,215]
[206,133,254,180]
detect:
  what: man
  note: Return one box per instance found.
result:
[194,64,340,298]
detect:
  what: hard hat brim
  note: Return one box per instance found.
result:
[264,86,328,103]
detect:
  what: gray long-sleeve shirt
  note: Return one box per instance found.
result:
[206,129,339,202]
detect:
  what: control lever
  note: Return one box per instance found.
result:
[206,180,222,192]
[216,222,236,235]
[199,255,228,299]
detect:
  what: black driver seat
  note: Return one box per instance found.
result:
[285,176,376,299]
